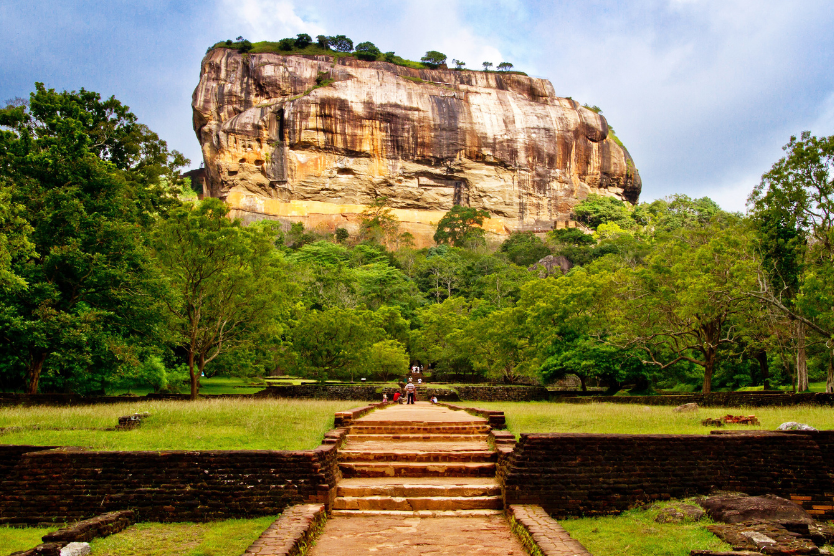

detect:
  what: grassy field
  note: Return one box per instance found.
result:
[560,501,730,556]
[458,401,834,435]
[0,399,356,451]
[88,516,275,556]
[0,525,56,554]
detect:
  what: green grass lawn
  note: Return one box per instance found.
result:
[458,401,834,435]
[89,516,275,556]
[0,399,356,451]
[0,524,56,554]
[560,501,730,556]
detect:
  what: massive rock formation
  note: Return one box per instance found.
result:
[192,48,641,246]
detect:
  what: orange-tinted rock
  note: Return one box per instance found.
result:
[192,49,641,245]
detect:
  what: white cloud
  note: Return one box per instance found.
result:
[217,0,325,41]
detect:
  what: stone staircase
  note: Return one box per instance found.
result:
[332,406,503,517]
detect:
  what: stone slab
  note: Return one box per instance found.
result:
[306,515,528,555]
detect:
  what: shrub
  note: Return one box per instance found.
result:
[295,33,312,48]
[277,38,295,51]
[421,50,447,67]
[354,41,381,61]
[238,40,253,53]
[329,35,353,52]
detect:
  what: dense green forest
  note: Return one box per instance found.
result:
[1,85,833,398]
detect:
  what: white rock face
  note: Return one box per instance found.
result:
[192,49,642,245]
[60,542,91,556]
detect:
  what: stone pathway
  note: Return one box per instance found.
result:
[307,402,528,555]
[307,515,528,555]
[333,402,499,515]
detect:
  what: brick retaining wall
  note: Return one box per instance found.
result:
[0,444,341,524]
[562,392,834,407]
[500,431,834,519]
[0,445,57,481]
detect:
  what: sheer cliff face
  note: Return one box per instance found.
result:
[192,49,641,245]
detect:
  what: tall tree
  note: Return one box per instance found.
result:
[152,199,291,399]
[612,218,758,393]
[0,84,185,394]
[749,132,834,391]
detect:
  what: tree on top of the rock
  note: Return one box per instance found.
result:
[354,41,381,61]
[497,62,514,71]
[421,51,447,67]
[452,59,466,70]
[482,61,493,71]
[316,35,330,49]
[329,35,353,52]
[433,206,491,248]
[295,34,312,48]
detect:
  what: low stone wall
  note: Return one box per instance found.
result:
[243,504,325,556]
[500,431,834,519]
[0,445,57,481]
[561,392,834,407]
[0,443,341,524]
[257,384,548,402]
[42,510,135,543]
[0,392,255,407]
[454,386,550,402]
[440,403,507,429]
[507,505,593,556]
[10,511,136,556]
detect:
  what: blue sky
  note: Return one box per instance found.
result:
[2,0,832,211]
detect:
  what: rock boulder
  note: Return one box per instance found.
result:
[192,49,641,246]
[699,494,813,525]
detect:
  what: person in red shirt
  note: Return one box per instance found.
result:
[392,391,401,403]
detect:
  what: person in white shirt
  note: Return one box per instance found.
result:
[405,378,416,404]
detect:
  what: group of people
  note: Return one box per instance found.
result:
[381,376,438,405]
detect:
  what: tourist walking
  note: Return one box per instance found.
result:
[406,378,416,404]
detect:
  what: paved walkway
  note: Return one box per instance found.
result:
[355,402,485,422]
[309,402,530,555]
[307,515,528,555]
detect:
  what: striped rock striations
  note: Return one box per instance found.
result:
[192,48,641,246]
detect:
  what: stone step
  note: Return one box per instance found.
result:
[337,481,501,498]
[339,461,496,478]
[333,495,502,511]
[351,420,487,427]
[330,509,504,518]
[343,440,492,453]
[348,425,491,434]
[338,450,496,463]
[345,434,490,442]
